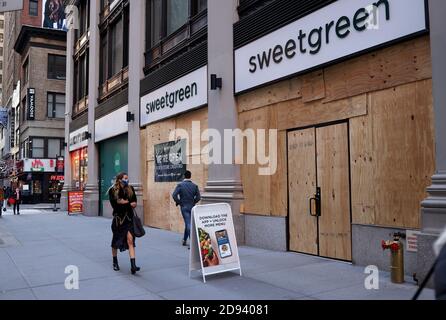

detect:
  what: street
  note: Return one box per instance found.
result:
[0,209,435,300]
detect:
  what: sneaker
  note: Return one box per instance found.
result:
[182,240,187,246]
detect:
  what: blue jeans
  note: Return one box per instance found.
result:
[181,208,192,242]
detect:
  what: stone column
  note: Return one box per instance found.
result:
[204,0,244,244]
[417,0,446,285]
[61,12,75,212]
[127,0,145,222]
[83,0,100,216]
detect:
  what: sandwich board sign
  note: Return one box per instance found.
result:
[189,203,242,283]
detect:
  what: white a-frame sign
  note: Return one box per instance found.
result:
[189,203,242,283]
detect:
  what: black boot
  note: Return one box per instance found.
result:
[113,256,120,271]
[130,258,140,275]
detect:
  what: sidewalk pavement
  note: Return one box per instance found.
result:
[0,210,435,300]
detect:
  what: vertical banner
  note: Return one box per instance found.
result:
[27,88,36,120]
[68,191,83,214]
[189,203,242,283]
[154,139,187,182]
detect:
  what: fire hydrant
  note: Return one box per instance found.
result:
[382,232,405,283]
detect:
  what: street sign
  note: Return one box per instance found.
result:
[0,0,23,12]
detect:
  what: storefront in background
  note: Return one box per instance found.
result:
[95,106,129,217]
[233,0,433,275]
[16,158,64,204]
[69,125,89,190]
[140,65,208,234]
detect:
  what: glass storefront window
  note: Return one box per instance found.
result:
[33,180,42,194]
[71,147,88,190]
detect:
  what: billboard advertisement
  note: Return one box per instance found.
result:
[43,0,67,30]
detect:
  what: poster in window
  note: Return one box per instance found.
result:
[42,0,67,31]
[154,139,187,182]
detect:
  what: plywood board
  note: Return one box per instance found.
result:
[350,110,376,225]
[174,107,208,157]
[288,128,318,254]
[371,80,434,229]
[271,131,287,216]
[324,36,431,103]
[316,123,352,261]
[145,119,176,161]
[277,94,367,131]
[237,77,302,113]
[302,70,325,103]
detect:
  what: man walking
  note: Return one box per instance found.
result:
[172,170,201,247]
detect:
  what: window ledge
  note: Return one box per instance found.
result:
[98,67,129,102]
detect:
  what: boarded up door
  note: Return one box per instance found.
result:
[288,128,318,255]
[316,123,352,261]
[288,123,351,261]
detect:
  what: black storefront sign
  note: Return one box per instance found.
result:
[27,88,36,120]
[154,139,187,182]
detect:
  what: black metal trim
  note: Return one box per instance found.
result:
[69,112,88,132]
[95,88,129,120]
[140,41,207,97]
[234,0,335,49]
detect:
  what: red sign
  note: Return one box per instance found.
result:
[50,175,65,181]
[68,191,84,214]
[56,157,64,173]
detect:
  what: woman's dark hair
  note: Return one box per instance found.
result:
[115,172,127,182]
[184,170,192,179]
[114,172,133,198]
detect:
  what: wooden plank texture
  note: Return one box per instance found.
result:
[316,123,352,261]
[324,36,431,103]
[277,94,367,131]
[288,128,318,255]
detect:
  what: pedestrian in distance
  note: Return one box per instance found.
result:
[108,172,140,275]
[172,170,201,247]
[3,186,11,211]
[12,187,21,215]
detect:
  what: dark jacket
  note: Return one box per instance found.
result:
[172,179,201,211]
[435,231,446,300]
[108,185,137,219]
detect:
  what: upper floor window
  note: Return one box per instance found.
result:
[73,50,89,107]
[76,0,90,40]
[99,6,129,85]
[29,0,39,16]
[23,58,30,84]
[48,54,66,80]
[150,0,207,46]
[47,92,65,119]
[146,0,207,65]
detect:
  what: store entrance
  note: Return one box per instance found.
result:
[287,122,352,261]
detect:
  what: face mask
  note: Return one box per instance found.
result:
[121,179,129,186]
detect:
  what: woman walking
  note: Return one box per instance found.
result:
[108,172,140,274]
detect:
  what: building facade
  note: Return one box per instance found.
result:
[1,1,44,187]
[13,26,66,203]
[63,0,446,284]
